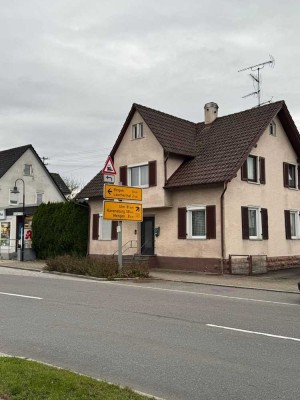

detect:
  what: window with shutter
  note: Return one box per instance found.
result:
[283,162,298,189]
[285,210,300,239]
[241,206,268,240]
[127,162,151,187]
[241,155,265,184]
[184,205,216,240]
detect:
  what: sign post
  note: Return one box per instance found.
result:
[101,157,143,273]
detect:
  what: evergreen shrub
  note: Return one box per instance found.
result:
[32,202,88,259]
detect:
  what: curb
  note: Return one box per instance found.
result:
[150,276,299,294]
[1,264,298,294]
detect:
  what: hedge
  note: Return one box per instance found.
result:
[32,201,88,259]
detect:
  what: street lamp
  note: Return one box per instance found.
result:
[11,179,25,262]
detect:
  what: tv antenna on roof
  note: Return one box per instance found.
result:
[238,55,275,106]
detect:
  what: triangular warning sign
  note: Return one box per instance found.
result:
[102,156,116,175]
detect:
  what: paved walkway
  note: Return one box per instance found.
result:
[0,259,299,293]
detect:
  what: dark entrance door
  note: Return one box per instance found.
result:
[141,217,155,255]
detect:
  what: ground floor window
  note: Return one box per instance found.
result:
[178,205,216,240]
[92,213,118,241]
[0,222,11,246]
[285,210,300,239]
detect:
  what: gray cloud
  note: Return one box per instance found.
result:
[0,0,300,183]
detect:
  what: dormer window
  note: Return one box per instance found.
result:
[269,121,276,136]
[132,123,143,140]
[24,164,33,176]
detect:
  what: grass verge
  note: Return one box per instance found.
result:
[0,357,154,400]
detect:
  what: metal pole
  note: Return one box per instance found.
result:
[21,181,25,262]
[117,221,122,272]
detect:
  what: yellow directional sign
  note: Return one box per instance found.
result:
[103,201,143,221]
[104,184,142,201]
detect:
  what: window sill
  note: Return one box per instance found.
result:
[187,237,207,240]
[247,180,261,185]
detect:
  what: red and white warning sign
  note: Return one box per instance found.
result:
[102,156,116,175]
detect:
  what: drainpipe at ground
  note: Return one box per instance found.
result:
[220,181,228,274]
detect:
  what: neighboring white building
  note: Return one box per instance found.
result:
[0,145,69,259]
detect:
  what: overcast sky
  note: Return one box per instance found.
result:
[1,0,300,186]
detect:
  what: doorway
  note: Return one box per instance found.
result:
[141,217,155,255]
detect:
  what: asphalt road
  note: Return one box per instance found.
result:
[0,267,299,400]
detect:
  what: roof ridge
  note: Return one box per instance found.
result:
[0,144,32,155]
[134,103,196,126]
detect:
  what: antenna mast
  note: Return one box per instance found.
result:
[238,55,275,106]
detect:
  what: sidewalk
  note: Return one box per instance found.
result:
[0,260,299,293]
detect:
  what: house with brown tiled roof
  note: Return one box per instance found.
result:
[77,101,300,273]
[0,145,69,260]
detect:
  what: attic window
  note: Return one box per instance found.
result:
[269,121,276,136]
[24,164,33,176]
[132,123,143,140]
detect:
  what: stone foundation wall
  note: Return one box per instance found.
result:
[267,256,300,271]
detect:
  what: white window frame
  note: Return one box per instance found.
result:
[290,210,300,239]
[24,164,33,176]
[186,205,206,239]
[98,213,112,241]
[247,155,260,183]
[9,189,19,205]
[128,162,149,188]
[248,207,262,240]
[36,192,44,205]
[132,123,144,140]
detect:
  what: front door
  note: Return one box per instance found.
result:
[141,217,155,255]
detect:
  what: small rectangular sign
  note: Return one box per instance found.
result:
[103,201,143,221]
[104,184,142,201]
[103,174,115,183]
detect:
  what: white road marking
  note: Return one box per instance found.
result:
[206,324,300,342]
[0,291,43,300]
[99,281,299,306]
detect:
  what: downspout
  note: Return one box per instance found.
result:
[164,151,170,185]
[220,181,228,274]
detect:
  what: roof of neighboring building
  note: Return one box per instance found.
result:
[50,173,71,195]
[76,171,104,199]
[0,145,31,178]
[0,144,68,199]
[77,100,300,196]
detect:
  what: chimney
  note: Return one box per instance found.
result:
[204,102,218,124]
